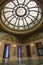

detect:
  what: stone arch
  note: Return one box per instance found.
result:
[2,33,14,42]
[31,33,42,41]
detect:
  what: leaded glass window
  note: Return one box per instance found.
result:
[1,0,42,33]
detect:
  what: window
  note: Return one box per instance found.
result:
[1,0,42,33]
[36,42,43,56]
[3,44,10,58]
[18,45,22,58]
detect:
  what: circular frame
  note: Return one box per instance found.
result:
[0,0,43,35]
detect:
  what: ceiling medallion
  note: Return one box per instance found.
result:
[1,0,42,34]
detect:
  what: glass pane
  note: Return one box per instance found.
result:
[18,0,24,4]
[5,2,14,8]
[1,0,42,31]
[30,11,38,17]
[19,20,23,26]
[27,1,37,7]
[4,12,12,18]
[10,18,16,24]
[26,17,32,24]
[13,0,18,5]
[18,45,22,57]
[3,44,10,58]
[24,0,30,5]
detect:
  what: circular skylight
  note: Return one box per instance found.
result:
[1,0,42,34]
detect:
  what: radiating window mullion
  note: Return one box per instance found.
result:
[6,18,13,26]
[12,1,17,6]
[18,19,20,29]
[27,15,35,24]
[22,19,25,29]
[29,14,38,21]
[4,7,13,9]
[28,6,38,9]
[2,10,6,22]
[25,0,31,6]
[3,11,12,13]
[36,7,40,20]
[29,10,41,14]
[25,19,29,28]
[3,9,8,23]
[14,18,17,27]
[17,0,19,5]
[7,16,14,24]
[7,15,13,20]
[23,0,26,5]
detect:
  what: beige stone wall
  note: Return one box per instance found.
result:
[22,44,27,60]
[0,41,4,63]
[0,40,18,62]
[0,39,43,62]
[9,42,18,62]
[30,43,38,58]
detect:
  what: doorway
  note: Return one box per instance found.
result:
[26,45,31,57]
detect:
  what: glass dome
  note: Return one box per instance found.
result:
[1,0,42,34]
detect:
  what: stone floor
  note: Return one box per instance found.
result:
[0,59,43,65]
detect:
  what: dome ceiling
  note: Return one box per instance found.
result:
[0,0,43,35]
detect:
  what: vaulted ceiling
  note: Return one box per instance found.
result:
[0,0,43,37]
